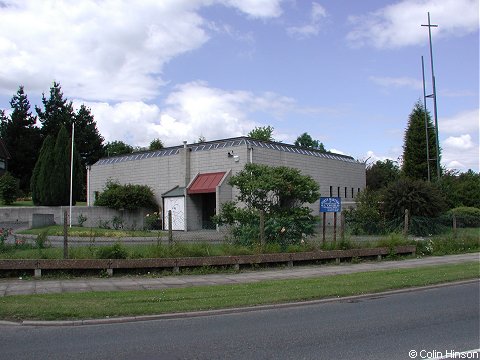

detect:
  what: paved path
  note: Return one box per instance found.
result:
[0,253,478,297]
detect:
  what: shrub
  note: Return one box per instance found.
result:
[96,243,128,259]
[77,214,87,227]
[447,207,480,228]
[144,212,162,230]
[0,172,19,205]
[94,180,157,211]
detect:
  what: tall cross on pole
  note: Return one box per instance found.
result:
[422,12,441,181]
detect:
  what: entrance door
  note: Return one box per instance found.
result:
[202,193,216,229]
[163,196,185,231]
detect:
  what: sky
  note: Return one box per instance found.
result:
[0,0,478,172]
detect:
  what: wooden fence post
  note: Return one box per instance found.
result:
[403,209,409,236]
[259,210,265,248]
[63,210,69,259]
[168,210,173,245]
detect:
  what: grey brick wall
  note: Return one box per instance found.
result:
[89,139,365,230]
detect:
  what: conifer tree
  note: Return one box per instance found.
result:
[51,126,70,205]
[74,104,104,165]
[31,135,55,205]
[402,101,440,181]
[0,86,41,192]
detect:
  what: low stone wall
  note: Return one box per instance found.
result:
[0,206,148,230]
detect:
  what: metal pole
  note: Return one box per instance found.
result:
[69,122,75,227]
[421,56,431,182]
[422,12,441,180]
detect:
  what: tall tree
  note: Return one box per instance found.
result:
[36,82,75,140]
[104,140,133,156]
[149,138,164,150]
[31,127,83,206]
[294,132,326,152]
[248,126,274,142]
[31,135,55,205]
[366,159,400,191]
[402,101,440,181]
[74,104,104,165]
[0,86,42,192]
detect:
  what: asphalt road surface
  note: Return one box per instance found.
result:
[1,281,479,360]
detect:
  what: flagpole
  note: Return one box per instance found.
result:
[69,122,75,228]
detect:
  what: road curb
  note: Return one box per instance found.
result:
[13,278,479,327]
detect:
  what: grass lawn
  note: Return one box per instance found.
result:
[17,225,159,238]
[0,262,478,321]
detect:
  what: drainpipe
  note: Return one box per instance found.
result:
[183,140,190,187]
[86,165,91,206]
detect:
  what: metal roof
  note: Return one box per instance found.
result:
[187,172,226,194]
[94,137,358,166]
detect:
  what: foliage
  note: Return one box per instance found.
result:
[73,104,104,166]
[30,126,83,206]
[366,159,400,191]
[30,135,55,205]
[383,178,446,220]
[402,101,440,181]
[149,138,164,150]
[96,243,128,259]
[104,140,133,156]
[35,229,50,249]
[447,207,480,228]
[0,227,12,248]
[0,172,19,205]
[77,214,87,227]
[215,163,319,246]
[294,132,326,152]
[94,180,158,211]
[345,189,384,235]
[247,125,274,142]
[112,216,124,230]
[439,170,480,209]
[144,212,162,230]
[0,86,42,192]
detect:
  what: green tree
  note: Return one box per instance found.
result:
[31,127,83,206]
[94,180,157,211]
[149,138,164,150]
[440,169,480,209]
[36,82,75,140]
[294,132,326,152]
[383,178,446,220]
[402,101,440,181]
[0,172,19,205]
[0,86,42,192]
[215,163,319,246]
[345,189,383,235]
[366,159,400,191]
[74,104,104,165]
[31,135,55,205]
[248,126,274,142]
[104,140,133,156]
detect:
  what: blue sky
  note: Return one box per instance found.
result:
[0,0,478,171]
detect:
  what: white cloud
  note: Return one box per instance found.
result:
[439,109,479,172]
[369,76,422,90]
[439,108,479,134]
[0,0,283,102]
[347,0,479,48]
[287,2,327,39]
[83,81,307,148]
[443,134,474,150]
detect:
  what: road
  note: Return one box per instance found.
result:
[1,281,478,360]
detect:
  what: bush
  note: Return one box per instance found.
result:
[0,172,19,205]
[447,207,480,228]
[94,180,157,211]
[383,178,446,219]
[96,243,128,259]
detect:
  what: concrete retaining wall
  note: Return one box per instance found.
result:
[0,206,148,230]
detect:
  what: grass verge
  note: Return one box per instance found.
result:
[0,262,478,322]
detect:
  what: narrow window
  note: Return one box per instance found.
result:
[337,187,340,197]
[329,186,333,197]
[345,187,347,198]
[351,188,354,198]
[358,188,361,194]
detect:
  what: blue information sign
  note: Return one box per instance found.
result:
[320,197,341,213]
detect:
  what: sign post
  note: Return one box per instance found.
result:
[320,197,342,245]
